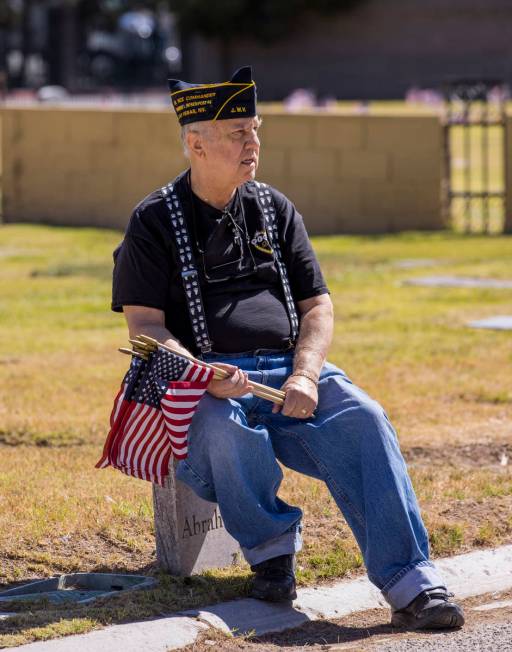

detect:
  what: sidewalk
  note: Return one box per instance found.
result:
[12,544,512,651]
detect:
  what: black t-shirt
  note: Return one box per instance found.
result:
[112,170,329,354]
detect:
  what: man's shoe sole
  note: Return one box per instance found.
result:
[392,603,465,630]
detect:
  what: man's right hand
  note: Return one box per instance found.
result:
[207,363,254,399]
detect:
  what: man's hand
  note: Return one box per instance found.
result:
[207,363,254,399]
[273,375,318,419]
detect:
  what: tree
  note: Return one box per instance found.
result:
[171,0,365,76]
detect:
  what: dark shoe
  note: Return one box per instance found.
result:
[391,588,465,630]
[249,554,297,602]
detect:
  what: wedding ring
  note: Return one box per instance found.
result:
[301,408,308,415]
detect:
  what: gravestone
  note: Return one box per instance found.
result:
[404,275,512,289]
[394,258,440,269]
[152,462,241,575]
[468,316,512,330]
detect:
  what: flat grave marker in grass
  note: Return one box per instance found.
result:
[0,573,157,609]
[403,275,512,289]
[468,316,512,330]
[393,258,441,269]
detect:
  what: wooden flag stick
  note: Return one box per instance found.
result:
[131,334,286,406]
[132,335,286,404]
[118,347,147,360]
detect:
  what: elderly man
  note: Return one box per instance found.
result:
[112,67,463,630]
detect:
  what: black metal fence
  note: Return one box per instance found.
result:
[442,79,508,234]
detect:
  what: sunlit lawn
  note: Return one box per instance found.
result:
[1,224,511,646]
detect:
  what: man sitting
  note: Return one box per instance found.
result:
[111,66,464,630]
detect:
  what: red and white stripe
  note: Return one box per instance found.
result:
[161,365,213,459]
[96,377,133,469]
[98,361,213,485]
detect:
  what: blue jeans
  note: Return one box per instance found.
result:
[176,351,445,609]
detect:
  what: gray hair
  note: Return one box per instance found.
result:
[180,121,216,158]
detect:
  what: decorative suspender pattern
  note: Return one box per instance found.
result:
[254,181,299,344]
[161,182,213,354]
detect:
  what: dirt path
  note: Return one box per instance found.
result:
[182,589,512,651]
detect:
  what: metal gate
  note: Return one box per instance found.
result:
[442,79,509,233]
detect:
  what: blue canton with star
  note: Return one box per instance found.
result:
[135,349,189,408]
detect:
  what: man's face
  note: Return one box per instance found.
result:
[203,116,261,186]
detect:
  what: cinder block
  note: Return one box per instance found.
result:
[356,214,392,234]
[314,116,365,149]
[69,109,115,144]
[113,111,154,147]
[113,110,180,149]
[147,111,182,148]
[39,109,73,143]
[361,182,402,221]
[360,182,443,231]
[256,148,288,181]
[16,108,72,145]
[391,151,442,182]
[366,116,441,154]
[47,142,92,175]
[313,180,361,232]
[134,144,186,179]
[290,148,337,178]
[339,150,389,181]
[505,117,512,233]
[1,110,18,150]
[278,178,315,220]
[259,115,314,148]
[73,171,115,209]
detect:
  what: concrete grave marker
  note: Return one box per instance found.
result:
[394,258,440,269]
[404,276,512,289]
[468,316,512,330]
[153,462,241,575]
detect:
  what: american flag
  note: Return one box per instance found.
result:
[96,349,213,486]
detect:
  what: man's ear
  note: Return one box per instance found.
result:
[188,130,206,159]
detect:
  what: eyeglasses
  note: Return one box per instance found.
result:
[201,211,257,283]
[188,173,258,284]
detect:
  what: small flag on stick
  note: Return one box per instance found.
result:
[96,347,213,486]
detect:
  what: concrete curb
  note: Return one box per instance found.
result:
[13,544,512,651]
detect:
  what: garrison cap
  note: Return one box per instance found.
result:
[168,66,257,126]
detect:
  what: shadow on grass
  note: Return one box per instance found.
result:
[30,262,112,281]
[0,429,86,447]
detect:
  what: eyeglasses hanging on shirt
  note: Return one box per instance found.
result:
[188,175,258,284]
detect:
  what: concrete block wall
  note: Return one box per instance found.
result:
[257,112,444,234]
[1,107,444,234]
[504,116,512,234]
[1,107,187,230]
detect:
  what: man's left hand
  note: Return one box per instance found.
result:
[273,375,318,419]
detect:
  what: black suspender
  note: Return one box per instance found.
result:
[161,181,212,354]
[161,177,299,354]
[253,181,299,344]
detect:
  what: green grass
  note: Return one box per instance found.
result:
[1,223,512,646]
